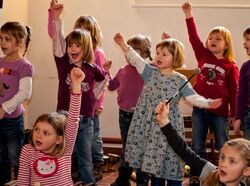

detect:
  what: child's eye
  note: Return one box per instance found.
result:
[219,154,225,160]
[76,44,81,48]
[68,44,72,47]
[43,131,49,136]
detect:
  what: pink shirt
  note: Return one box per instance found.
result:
[108,64,144,111]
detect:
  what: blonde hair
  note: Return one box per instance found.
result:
[205,26,235,62]
[30,112,67,158]
[1,21,31,56]
[156,38,185,69]
[74,15,102,50]
[203,138,250,186]
[66,29,94,64]
[127,34,152,60]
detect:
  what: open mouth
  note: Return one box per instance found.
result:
[219,169,227,177]
[71,53,79,60]
[35,140,42,147]
[156,60,162,65]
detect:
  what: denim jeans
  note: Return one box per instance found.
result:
[191,107,229,158]
[91,114,104,163]
[0,115,24,184]
[75,116,95,185]
[119,109,133,167]
[150,177,182,186]
[242,108,250,140]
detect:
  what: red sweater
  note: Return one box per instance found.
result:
[186,17,239,117]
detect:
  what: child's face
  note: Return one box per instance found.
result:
[0,32,20,57]
[67,42,84,66]
[218,145,248,185]
[243,34,250,56]
[207,32,227,56]
[32,122,62,154]
[154,47,173,71]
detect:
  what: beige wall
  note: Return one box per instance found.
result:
[1,0,250,137]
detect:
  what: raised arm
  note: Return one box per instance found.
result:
[48,0,66,57]
[65,67,84,154]
[114,33,149,76]
[155,101,215,177]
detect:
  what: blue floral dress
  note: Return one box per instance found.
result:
[124,48,197,181]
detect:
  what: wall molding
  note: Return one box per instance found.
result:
[131,0,250,8]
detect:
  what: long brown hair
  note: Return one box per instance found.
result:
[1,21,31,56]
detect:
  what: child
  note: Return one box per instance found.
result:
[48,0,107,182]
[182,1,239,158]
[17,67,84,186]
[0,21,33,185]
[51,27,105,186]
[107,34,152,186]
[155,100,250,186]
[234,27,250,140]
[113,33,222,186]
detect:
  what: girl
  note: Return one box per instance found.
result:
[108,34,152,186]
[182,1,239,158]
[51,28,105,186]
[0,21,33,185]
[113,33,222,186]
[234,27,250,140]
[155,100,250,186]
[17,67,84,186]
[48,0,107,183]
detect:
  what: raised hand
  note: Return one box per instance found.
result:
[161,32,171,40]
[114,33,129,52]
[70,67,85,94]
[181,1,192,18]
[50,0,64,20]
[155,101,170,127]
[103,59,112,73]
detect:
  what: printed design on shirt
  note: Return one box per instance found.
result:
[65,73,90,92]
[0,67,13,75]
[33,157,59,178]
[200,63,225,86]
[0,81,9,97]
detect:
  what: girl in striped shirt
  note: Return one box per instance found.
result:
[17,67,84,186]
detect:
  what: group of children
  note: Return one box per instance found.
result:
[0,0,249,186]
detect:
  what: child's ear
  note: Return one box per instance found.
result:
[243,167,250,177]
[55,135,63,145]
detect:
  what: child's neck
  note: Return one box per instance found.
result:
[4,52,22,62]
[160,68,175,76]
[213,52,225,60]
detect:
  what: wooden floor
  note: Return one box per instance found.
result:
[97,171,136,186]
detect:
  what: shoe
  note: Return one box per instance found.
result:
[94,169,103,182]
[93,162,103,182]
[110,179,131,186]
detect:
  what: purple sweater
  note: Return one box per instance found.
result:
[236,60,250,120]
[108,64,144,111]
[54,54,105,117]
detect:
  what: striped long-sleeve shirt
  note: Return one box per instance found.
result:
[17,93,81,186]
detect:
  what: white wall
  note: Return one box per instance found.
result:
[1,0,250,138]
